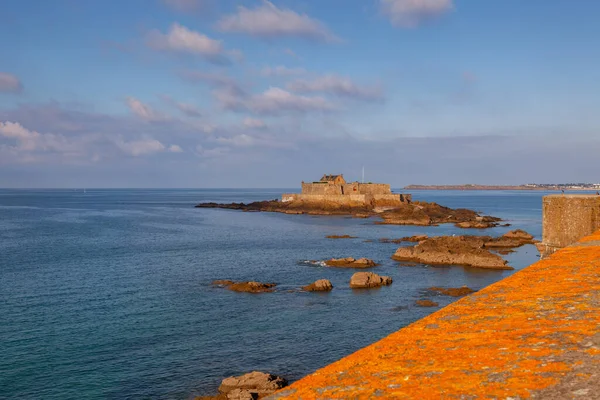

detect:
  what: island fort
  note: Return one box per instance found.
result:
[281,174,411,209]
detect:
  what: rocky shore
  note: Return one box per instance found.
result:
[195,199,502,228]
[197,371,288,400]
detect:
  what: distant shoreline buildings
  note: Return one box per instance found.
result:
[404,183,600,191]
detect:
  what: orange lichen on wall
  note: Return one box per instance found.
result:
[269,230,600,399]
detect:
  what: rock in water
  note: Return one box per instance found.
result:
[302,279,333,292]
[324,257,377,268]
[212,280,276,293]
[349,272,393,288]
[391,236,513,270]
[218,371,288,399]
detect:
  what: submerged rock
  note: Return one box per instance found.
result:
[392,236,513,270]
[198,371,288,400]
[212,280,276,293]
[325,234,358,239]
[302,279,333,292]
[415,300,439,307]
[325,257,377,268]
[428,286,476,297]
[349,272,392,288]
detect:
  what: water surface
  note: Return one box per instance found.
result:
[0,189,547,399]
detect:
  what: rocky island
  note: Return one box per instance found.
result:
[196,174,502,228]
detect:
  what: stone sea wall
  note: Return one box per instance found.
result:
[538,194,600,257]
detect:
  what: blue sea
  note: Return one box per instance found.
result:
[0,189,548,399]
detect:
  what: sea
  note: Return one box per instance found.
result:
[0,189,550,399]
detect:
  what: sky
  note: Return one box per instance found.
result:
[1,0,599,188]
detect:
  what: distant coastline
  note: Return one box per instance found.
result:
[404,184,600,191]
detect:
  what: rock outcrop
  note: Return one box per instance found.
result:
[198,371,288,400]
[483,229,538,249]
[392,236,513,270]
[377,202,501,228]
[212,280,276,293]
[302,279,333,292]
[324,257,378,268]
[428,286,475,297]
[349,272,392,288]
[196,199,374,217]
[380,235,428,244]
[195,199,503,228]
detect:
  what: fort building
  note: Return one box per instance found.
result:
[281,174,410,209]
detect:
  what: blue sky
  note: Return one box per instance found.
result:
[1,0,599,187]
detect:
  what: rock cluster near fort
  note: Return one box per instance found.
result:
[377,201,502,228]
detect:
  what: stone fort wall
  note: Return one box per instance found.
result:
[281,193,411,208]
[300,182,392,196]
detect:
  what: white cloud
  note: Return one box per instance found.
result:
[0,121,79,153]
[380,0,453,28]
[261,65,307,77]
[126,97,168,122]
[0,72,23,93]
[147,23,240,63]
[161,0,209,12]
[243,117,267,129]
[116,138,166,156]
[212,86,335,114]
[249,87,336,114]
[216,1,338,42]
[168,144,184,152]
[288,75,383,101]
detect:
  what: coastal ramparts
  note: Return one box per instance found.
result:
[538,194,600,257]
[268,195,600,399]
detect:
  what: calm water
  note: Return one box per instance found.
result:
[0,189,548,399]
